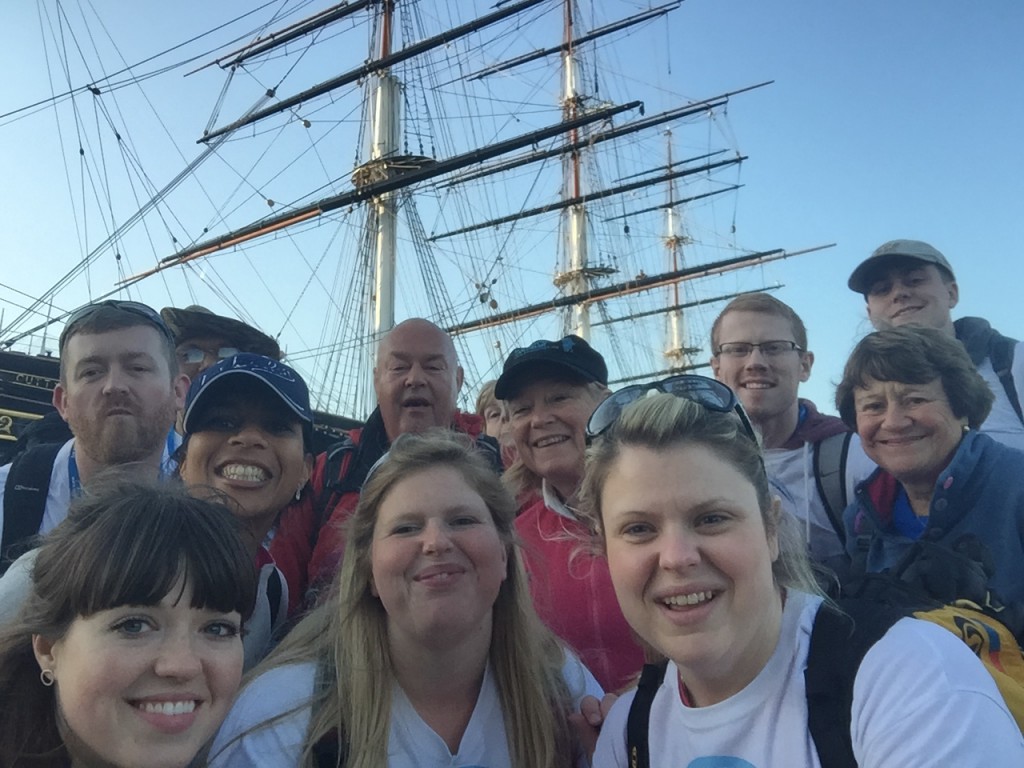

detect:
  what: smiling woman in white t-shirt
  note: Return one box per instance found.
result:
[210,429,600,768]
[574,377,1023,767]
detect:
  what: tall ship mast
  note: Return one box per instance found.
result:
[1,0,830,442]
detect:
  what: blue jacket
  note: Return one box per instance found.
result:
[844,430,1024,604]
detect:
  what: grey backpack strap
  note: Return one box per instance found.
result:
[812,432,853,545]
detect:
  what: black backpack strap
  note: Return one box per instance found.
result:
[1,441,64,575]
[989,332,1023,425]
[626,660,668,768]
[812,432,853,546]
[312,436,359,533]
[955,317,1022,426]
[806,599,905,768]
[473,433,503,474]
[265,566,284,631]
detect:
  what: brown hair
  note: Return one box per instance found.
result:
[59,305,178,382]
[835,326,994,430]
[0,473,256,766]
[710,292,808,352]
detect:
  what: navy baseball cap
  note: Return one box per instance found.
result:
[183,353,313,438]
[494,335,608,400]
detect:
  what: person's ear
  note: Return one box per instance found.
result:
[32,634,59,677]
[53,384,69,420]
[947,280,959,310]
[300,454,313,487]
[172,374,190,410]
[799,351,814,383]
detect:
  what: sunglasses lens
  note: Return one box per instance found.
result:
[587,386,644,437]
[662,376,733,411]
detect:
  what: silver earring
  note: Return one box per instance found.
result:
[294,487,302,502]
[40,668,55,687]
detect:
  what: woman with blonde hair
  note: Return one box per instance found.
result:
[577,375,1022,766]
[211,429,600,767]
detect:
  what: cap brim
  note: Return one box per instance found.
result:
[183,369,311,433]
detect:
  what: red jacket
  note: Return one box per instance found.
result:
[515,494,645,693]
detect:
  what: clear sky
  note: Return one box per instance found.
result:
[2,1,1022,416]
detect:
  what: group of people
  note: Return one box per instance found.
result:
[0,237,1021,766]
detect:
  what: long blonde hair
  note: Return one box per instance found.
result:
[238,429,577,767]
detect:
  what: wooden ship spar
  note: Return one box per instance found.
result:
[0,0,831,451]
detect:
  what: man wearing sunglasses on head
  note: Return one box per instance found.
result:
[710,294,875,574]
[0,301,190,572]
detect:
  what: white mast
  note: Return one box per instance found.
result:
[368,1,399,335]
[663,132,691,369]
[558,0,591,340]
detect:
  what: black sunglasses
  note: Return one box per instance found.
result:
[586,374,758,442]
[59,300,174,351]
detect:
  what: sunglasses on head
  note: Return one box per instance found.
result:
[59,300,174,351]
[585,374,758,442]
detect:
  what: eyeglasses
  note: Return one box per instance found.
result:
[177,344,241,365]
[714,340,802,359]
[586,374,758,442]
[59,300,174,351]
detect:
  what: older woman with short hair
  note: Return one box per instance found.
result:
[836,325,1024,603]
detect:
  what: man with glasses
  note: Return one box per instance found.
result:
[0,301,189,571]
[710,293,874,570]
[161,304,282,383]
[848,239,1024,451]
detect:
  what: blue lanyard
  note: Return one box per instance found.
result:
[69,430,178,494]
[68,444,83,498]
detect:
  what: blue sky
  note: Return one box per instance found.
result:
[2,1,1022,415]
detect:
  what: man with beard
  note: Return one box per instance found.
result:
[269,318,500,610]
[0,301,188,570]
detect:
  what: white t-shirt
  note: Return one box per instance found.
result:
[593,591,1024,767]
[210,653,602,767]
[764,435,875,563]
[0,434,182,544]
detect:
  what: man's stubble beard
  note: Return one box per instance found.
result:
[75,395,178,467]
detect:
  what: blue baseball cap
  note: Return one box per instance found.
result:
[183,353,313,437]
